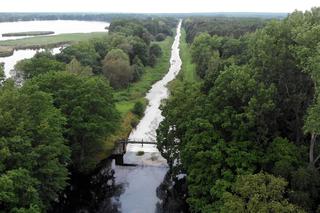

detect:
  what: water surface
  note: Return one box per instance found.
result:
[0,47,61,77]
[0,20,109,78]
[0,20,108,40]
[111,20,182,213]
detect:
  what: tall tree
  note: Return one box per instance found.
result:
[102,48,133,89]
[28,72,119,173]
[0,82,69,211]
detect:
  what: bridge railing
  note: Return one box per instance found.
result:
[118,138,157,145]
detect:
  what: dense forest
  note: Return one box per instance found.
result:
[0,18,175,212]
[157,7,320,213]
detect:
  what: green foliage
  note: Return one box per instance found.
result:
[264,137,302,179]
[102,48,133,89]
[132,56,144,82]
[131,101,145,117]
[57,41,101,73]
[289,167,320,211]
[150,43,162,58]
[0,63,4,84]
[184,17,266,43]
[66,58,93,76]
[155,33,166,41]
[28,72,119,173]
[15,51,65,79]
[158,8,320,212]
[0,82,69,211]
[221,173,305,213]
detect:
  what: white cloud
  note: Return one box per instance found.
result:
[0,0,319,13]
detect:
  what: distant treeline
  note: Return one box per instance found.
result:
[184,17,267,43]
[0,13,151,22]
[0,12,286,23]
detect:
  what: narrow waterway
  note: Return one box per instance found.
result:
[113,21,182,213]
[52,20,183,213]
[111,20,182,213]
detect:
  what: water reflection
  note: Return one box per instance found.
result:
[52,160,123,213]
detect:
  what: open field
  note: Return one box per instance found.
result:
[2,31,54,37]
[0,32,107,56]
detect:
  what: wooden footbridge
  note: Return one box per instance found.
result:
[111,139,157,165]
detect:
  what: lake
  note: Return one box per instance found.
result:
[0,20,109,77]
[0,20,109,40]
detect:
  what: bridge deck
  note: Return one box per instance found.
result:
[119,140,157,145]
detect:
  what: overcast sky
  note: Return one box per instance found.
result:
[1,0,319,13]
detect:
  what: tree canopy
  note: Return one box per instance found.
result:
[158,8,320,212]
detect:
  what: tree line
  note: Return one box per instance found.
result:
[0,18,176,212]
[157,8,320,212]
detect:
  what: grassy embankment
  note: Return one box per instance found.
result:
[98,36,174,160]
[0,32,107,56]
[178,29,198,83]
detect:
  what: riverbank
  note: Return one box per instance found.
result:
[179,29,198,82]
[2,31,54,37]
[0,46,14,57]
[97,36,174,161]
[0,32,107,56]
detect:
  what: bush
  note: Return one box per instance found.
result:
[155,33,166,41]
[132,101,145,117]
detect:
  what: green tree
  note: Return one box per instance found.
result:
[15,51,65,79]
[0,63,4,85]
[56,41,101,73]
[28,72,119,173]
[66,57,93,76]
[0,169,41,212]
[102,48,133,89]
[221,173,304,213]
[131,101,145,117]
[0,82,69,211]
[132,56,144,82]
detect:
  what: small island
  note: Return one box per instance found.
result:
[2,31,55,37]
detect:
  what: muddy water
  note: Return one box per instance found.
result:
[111,20,182,213]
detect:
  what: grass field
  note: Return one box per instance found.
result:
[0,32,107,51]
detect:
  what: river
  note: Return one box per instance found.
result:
[52,20,183,213]
[0,20,109,78]
[111,20,182,213]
